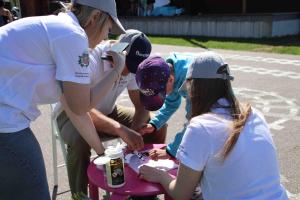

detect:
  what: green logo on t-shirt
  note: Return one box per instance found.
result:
[78,51,89,67]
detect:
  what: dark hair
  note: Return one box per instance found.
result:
[190,78,251,159]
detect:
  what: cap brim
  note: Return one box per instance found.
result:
[139,92,166,111]
[110,16,125,35]
[110,42,129,53]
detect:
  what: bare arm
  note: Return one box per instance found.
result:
[160,163,202,200]
[62,82,91,115]
[128,90,150,131]
[89,108,144,150]
[89,108,122,137]
[139,163,202,200]
[60,95,105,155]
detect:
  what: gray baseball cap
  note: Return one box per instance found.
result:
[180,51,234,91]
[75,0,125,34]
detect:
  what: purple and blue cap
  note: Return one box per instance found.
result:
[136,56,171,111]
[119,29,152,73]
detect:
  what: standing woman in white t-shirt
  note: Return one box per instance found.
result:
[0,0,126,199]
[139,51,288,200]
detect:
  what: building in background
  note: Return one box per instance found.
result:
[116,0,300,17]
[5,0,299,38]
[11,0,300,17]
[119,0,300,38]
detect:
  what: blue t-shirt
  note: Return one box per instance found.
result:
[149,53,196,156]
[149,52,195,129]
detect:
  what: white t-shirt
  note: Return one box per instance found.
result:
[176,99,288,200]
[0,12,90,133]
[89,41,138,115]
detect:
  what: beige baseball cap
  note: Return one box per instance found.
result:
[75,0,125,34]
[179,51,234,91]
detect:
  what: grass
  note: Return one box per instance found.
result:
[147,35,300,55]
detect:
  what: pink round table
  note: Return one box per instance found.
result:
[87,144,174,200]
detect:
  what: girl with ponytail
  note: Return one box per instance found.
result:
[139,51,288,200]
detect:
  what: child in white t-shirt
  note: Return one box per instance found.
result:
[138,51,288,200]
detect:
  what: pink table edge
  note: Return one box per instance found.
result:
[88,144,174,200]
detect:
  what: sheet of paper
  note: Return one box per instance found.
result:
[125,152,178,174]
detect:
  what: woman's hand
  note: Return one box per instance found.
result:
[139,165,165,183]
[149,148,170,160]
[106,50,126,75]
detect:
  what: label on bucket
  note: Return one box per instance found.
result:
[106,157,125,187]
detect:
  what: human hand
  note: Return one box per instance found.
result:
[138,165,164,183]
[106,50,126,75]
[149,148,170,161]
[108,40,117,45]
[119,126,144,151]
[138,123,155,135]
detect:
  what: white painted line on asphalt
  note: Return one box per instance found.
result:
[280,175,300,200]
[280,175,289,183]
[118,88,300,131]
[231,65,300,79]
[235,88,300,131]
[287,190,300,200]
[155,52,300,66]
[223,54,300,66]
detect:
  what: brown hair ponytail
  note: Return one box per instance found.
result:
[222,103,252,159]
[189,78,252,160]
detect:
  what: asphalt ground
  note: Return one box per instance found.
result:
[31,44,300,200]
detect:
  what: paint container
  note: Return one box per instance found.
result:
[105,147,125,188]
